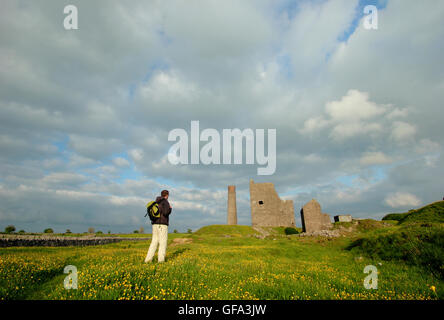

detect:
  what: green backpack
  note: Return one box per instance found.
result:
[145,201,161,222]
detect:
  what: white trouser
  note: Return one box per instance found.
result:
[145,224,168,262]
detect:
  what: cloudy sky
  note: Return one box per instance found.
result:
[0,0,443,233]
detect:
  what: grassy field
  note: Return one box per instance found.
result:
[0,221,442,300]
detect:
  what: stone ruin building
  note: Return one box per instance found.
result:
[300,199,332,233]
[226,180,295,227]
[227,181,335,232]
[334,215,352,223]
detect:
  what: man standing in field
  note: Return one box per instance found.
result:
[145,190,172,263]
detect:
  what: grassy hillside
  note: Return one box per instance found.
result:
[347,223,444,278]
[194,225,259,236]
[1,223,442,300]
[382,201,444,224]
[349,201,444,279]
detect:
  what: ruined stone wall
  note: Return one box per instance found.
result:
[300,199,332,233]
[250,179,295,227]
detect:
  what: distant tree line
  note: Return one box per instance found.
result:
[3,225,194,234]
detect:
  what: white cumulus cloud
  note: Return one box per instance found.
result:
[385,192,421,208]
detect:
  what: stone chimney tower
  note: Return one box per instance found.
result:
[227,185,238,225]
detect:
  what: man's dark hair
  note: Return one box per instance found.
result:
[161,190,169,197]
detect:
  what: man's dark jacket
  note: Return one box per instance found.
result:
[152,196,172,226]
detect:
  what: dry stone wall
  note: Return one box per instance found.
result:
[0,235,144,247]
